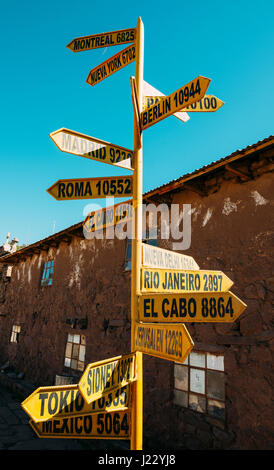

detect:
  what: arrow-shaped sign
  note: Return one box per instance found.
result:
[49,128,133,170]
[141,267,233,293]
[30,410,131,439]
[141,76,211,130]
[86,43,136,86]
[142,80,189,123]
[134,322,193,364]
[21,384,131,423]
[138,292,247,323]
[47,176,133,200]
[66,27,136,52]
[78,354,136,405]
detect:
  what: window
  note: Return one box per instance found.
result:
[125,226,158,270]
[64,334,86,371]
[10,325,21,343]
[174,351,225,420]
[41,260,54,286]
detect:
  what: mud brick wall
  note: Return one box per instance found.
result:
[0,156,273,450]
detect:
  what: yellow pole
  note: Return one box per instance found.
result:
[130,16,144,451]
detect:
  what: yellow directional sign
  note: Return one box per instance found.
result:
[141,267,233,293]
[21,384,131,423]
[142,243,200,271]
[143,95,224,113]
[49,128,133,170]
[47,176,133,201]
[138,292,247,323]
[83,200,133,235]
[78,354,136,405]
[141,76,211,130]
[134,322,193,364]
[30,410,131,439]
[86,44,136,86]
[142,79,190,124]
[66,28,136,52]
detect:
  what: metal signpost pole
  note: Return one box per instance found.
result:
[130,17,144,451]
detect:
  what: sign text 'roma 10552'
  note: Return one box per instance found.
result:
[141,76,211,130]
[47,176,133,201]
[30,410,131,439]
[49,128,133,170]
[134,322,193,364]
[67,28,136,52]
[78,354,136,405]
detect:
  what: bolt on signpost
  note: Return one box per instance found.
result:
[20,16,247,451]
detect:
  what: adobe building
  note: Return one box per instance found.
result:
[0,135,273,450]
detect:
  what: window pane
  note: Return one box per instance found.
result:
[173,389,188,407]
[65,342,72,358]
[80,335,86,345]
[68,334,73,342]
[208,399,225,419]
[189,352,205,368]
[174,365,188,391]
[73,334,80,344]
[64,357,71,367]
[71,359,77,370]
[79,345,86,362]
[72,344,79,359]
[190,368,205,394]
[77,361,85,371]
[189,394,206,413]
[207,353,224,371]
[207,370,225,400]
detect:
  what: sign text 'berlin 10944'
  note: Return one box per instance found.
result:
[141,76,211,130]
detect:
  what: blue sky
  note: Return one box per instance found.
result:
[0,0,273,246]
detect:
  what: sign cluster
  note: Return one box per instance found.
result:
[21,20,247,449]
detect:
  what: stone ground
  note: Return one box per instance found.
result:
[0,372,131,452]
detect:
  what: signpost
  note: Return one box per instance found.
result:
[78,354,136,405]
[138,292,247,323]
[141,76,211,130]
[141,267,233,293]
[35,16,248,452]
[30,410,130,439]
[49,128,133,170]
[86,44,136,86]
[47,175,133,201]
[21,384,131,423]
[134,322,193,364]
[66,28,136,52]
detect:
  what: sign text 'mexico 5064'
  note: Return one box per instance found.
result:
[30,410,131,439]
